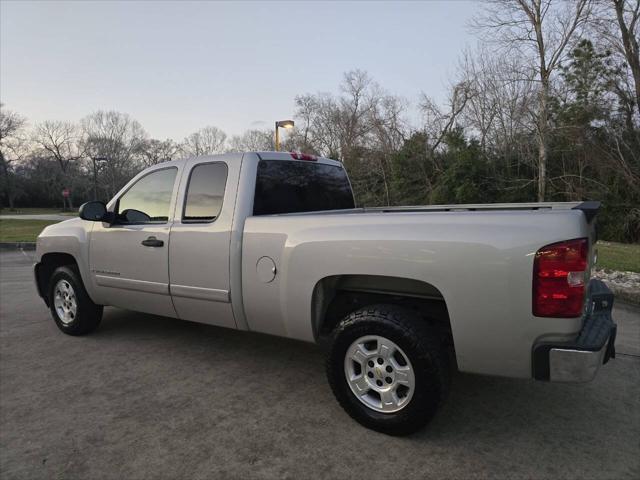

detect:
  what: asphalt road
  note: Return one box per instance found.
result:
[1,250,638,480]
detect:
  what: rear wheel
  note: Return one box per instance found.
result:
[48,266,102,335]
[326,304,449,435]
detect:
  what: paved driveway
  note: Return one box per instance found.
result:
[1,250,638,479]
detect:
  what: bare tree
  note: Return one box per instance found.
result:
[459,50,499,152]
[294,92,342,158]
[458,48,538,174]
[613,0,640,112]
[32,121,83,173]
[291,95,316,152]
[31,121,84,208]
[366,95,408,205]
[0,105,25,145]
[420,81,473,168]
[294,70,405,159]
[227,129,273,152]
[181,126,227,157]
[592,0,640,113]
[293,70,409,205]
[371,95,407,152]
[338,70,381,160]
[474,0,592,200]
[0,105,27,209]
[81,111,147,198]
[137,138,181,166]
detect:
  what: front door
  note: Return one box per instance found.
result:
[89,165,180,318]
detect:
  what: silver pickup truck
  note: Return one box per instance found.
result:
[34,151,617,435]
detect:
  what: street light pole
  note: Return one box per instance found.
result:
[274,120,295,151]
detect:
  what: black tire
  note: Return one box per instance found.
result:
[48,265,103,336]
[326,304,449,436]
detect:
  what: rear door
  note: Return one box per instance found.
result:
[89,165,180,317]
[168,156,241,328]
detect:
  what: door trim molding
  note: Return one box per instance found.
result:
[95,275,169,295]
[170,284,230,303]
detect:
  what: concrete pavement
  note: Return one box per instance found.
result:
[1,250,638,479]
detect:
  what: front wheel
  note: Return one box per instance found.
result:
[48,266,103,336]
[326,304,449,436]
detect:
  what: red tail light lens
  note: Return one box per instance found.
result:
[533,238,588,317]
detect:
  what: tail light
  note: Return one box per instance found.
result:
[290,152,317,161]
[533,238,588,318]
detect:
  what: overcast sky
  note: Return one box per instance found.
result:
[1,0,482,139]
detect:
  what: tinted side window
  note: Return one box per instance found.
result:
[253,160,355,215]
[117,168,177,224]
[183,162,228,222]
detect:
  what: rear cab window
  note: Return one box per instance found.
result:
[253,160,355,215]
[182,162,228,223]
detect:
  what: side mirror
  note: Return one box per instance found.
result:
[79,201,108,222]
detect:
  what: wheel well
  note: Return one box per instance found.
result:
[313,275,453,350]
[35,253,78,305]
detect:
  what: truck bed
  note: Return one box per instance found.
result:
[241,202,597,378]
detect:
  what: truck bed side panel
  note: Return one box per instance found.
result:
[242,209,590,378]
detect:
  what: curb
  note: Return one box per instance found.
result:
[0,242,36,251]
[593,270,640,307]
[607,284,640,307]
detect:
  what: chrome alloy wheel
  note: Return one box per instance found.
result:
[53,279,77,325]
[344,335,415,413]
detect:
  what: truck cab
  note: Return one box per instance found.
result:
[38,152,353,329]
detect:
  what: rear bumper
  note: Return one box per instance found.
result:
[533,279,617,382]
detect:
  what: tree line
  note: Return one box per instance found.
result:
[1,0,638,242]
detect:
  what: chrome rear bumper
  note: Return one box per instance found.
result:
[533,279,617,383]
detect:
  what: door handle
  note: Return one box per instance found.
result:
[141,236,164,247]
